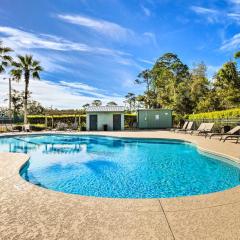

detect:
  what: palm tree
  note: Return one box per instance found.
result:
[11,55,43,124]
[0,41,13,119]
[0,41,13,73]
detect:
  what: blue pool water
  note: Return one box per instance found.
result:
[0,134,239,198]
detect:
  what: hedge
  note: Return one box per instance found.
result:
[27,114,86,127]
[27,114,137,129]
[187,108,240,120]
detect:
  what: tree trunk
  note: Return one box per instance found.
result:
[147,78,150,109]
[9,78,12,121]
[24,72,29,125]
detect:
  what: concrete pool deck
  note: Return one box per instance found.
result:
[0,130,240,239]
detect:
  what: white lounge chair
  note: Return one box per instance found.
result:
[221,128,240,142]
[5,124,19,132]
[173,121,188,132]
[177,121,194,133]
[188,123,206,135]
[197,123,214,136]
[23,124,30,132]
[207,125,240,139]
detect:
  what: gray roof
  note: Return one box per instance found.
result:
[86,106,125,112]
[138,108,172,111]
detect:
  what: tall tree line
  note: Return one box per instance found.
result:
[135,52,240,115]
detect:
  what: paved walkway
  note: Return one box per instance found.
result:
[0,131,240,240]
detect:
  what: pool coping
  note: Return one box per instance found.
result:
[1,130,240,239]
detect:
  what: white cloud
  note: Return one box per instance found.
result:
[230,0,240,4]
[59,81,115,99]
[137,58,154,65]
[0,76,124,109]
[227,13,240,21]
[57,14,134,41]
[0,26,140,109]
[141,5,151,17]
[143,32,159,48]
[0,26,90,52]
[0,26,129,57]
[191,6,218,15]
[191,5,240,24]
[0,25,138,75]
[191,6,220,23]
[220,33,240,50]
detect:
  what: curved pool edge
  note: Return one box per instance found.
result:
[0,130,240,213]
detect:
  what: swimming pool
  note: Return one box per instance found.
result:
[0,134,239,198]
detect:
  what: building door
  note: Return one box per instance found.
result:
[89,115,97,130]
[113,114,121,130]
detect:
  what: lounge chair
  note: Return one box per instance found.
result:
[198,123,214,136]
[5,124,20,132]
[207,125,240,139]
[66,122,79,132]
[177,121,194,133]
[71,122,79,130]
[56,122,68,131]
[187,123,205,135]
[188,123,214,135]
[23,124,30,132]
[221,134,240,142]
[196,123,214,135]
[172,121,188,132]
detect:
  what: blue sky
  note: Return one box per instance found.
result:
[0,0,240,109]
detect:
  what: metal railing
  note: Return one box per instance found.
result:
[187,118,240,132]
[192,118,240,125]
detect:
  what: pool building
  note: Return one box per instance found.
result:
[86,106,125,131]
[138,109,173,129]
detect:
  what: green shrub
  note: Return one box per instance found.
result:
[27,114,86,128]
[187,108,240,120]
[172,113,184,127]
[124,113,137,129]
[30,124,46,131]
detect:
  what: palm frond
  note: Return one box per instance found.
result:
[1,46,13,53]
[26,55,33,66]
[0,42,13,72]
[11,54,43,82]
[2,55,13,62]
[32,71,40,79]
[1,61,8,67]
[17,55,27,68]
[32,60,40,66]
[34,65,44,71]
[11,61,21,68]
[0,65,4,73]
[10,69,22,81]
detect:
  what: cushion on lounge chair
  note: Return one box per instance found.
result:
[227,125,240,135]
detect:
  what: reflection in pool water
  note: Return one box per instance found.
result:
[0,134,240,198]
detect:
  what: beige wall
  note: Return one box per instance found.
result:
[86,112,124,131]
